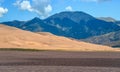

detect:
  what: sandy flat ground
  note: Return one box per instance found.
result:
[0,51,120,72]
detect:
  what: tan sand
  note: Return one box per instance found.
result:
[0,24,118,51]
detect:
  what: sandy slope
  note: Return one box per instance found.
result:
[0,24,118,51]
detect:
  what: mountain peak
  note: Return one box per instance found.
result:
[32,17,41,21]
[27,17,42,24]
[58,11,84,13]
[59,11,90,15]
[46,11,94,23]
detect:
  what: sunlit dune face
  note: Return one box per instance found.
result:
[0,24,119,51]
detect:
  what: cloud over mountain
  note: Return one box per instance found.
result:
[32,0,52,18]
[0,7,8,17]
[14,0,52,18]
[0,0,8,17]
[13,0,33,11]
[65,6,73,11]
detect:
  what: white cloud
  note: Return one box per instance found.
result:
[14,0,52,18]
[65,6,73,11]
[80,0,111,2]
[0,7,8,17]
[32,0,52,18]
[45,5,52,15]
[13,0,33,11]
[20,0,33,11]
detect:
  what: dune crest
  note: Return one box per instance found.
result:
[0,24,118,51]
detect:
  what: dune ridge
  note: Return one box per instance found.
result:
[0,24,118,51]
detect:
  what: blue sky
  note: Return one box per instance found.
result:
[0,0,119,22]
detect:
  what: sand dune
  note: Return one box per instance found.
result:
[0,24,118,51]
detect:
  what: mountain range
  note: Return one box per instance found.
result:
[1,11,120,48]
[2,11,120,39]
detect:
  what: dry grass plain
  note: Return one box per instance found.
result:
[0,51,120,72]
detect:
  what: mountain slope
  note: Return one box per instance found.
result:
[0,24,117,51]
[97,17,120,26]
[2,11,120,39]
[115,21,120,26]
[82,30,120,47]
[97,17,116,22]
[2,18,58,32]
[44,11,120,39]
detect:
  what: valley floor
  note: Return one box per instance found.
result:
[0,50,120,72]
[0,66,120,72]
